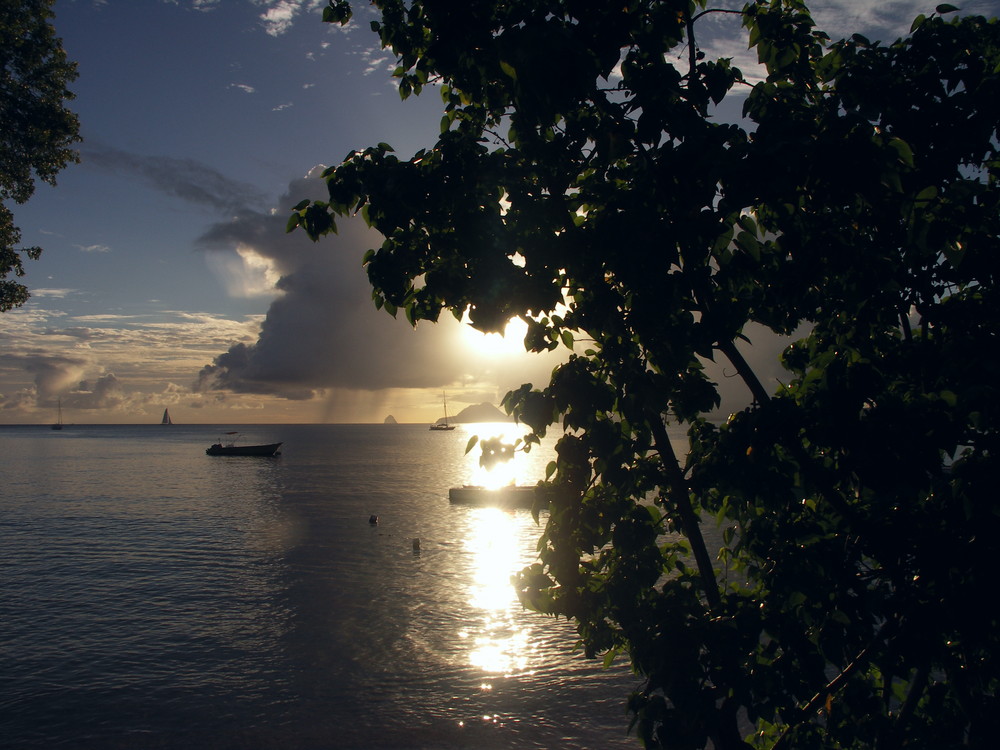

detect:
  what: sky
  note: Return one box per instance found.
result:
[2,0,997,425]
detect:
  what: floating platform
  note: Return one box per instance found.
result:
[448,485,541,509]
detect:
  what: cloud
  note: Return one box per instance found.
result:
[22,355,89,399]
[259,1,297,36]
[229,83,256,94]
[257,0,326,36]
[182,176,799,416]
[204,245,282,298]
[43,326,101,341]
[0,296,272,419]
[808,1,933,38]
[0,364,163,414]
[361,49,392,76]
[195,168,563,401]
[693,0,990,88]
[81,144,269,215]
[30,288,75,299]
[183,167,795,416]
[71,373,130,411]
[75,243,111,254]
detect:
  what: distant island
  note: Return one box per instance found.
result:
[443,402,513,424]
[384,402,513,425]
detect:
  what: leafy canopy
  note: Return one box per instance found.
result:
[293,1,1000,747]
[0,0,80,312]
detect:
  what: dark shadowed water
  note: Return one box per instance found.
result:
[0,422,673,749]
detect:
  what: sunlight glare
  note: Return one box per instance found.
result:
[465,423,530,490]
[459,316,529,360]
[464,508,533,674]
[468,508,519,612]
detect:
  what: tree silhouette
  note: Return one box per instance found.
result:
[294,2,1000,746]
[1,0,80,311]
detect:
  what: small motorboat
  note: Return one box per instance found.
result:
[448,484,540,509]
[206,432,282,456]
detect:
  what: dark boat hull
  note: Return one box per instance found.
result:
[448,485,540,509]
[206,442,282,456]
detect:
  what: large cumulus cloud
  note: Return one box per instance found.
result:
[194,168,557,401]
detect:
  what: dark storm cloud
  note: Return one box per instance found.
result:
[81,144,269,214]
[194,168,472,399]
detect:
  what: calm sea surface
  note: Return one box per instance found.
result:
[0,422,689,749]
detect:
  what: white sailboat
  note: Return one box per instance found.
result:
[429,392,456,431]
[161,408,172,425]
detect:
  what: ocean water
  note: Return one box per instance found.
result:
[0,422,667,749]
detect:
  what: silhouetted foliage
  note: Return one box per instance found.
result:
[0,0,80,311]
[294,1,1000,747]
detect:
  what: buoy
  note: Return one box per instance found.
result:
[412,538,421,551]
[369,515,379,525]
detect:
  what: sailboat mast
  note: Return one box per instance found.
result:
[51,398,63,430]
[429,390,457,430]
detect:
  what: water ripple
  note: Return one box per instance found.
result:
[0,424,640,748]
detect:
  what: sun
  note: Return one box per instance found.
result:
[459,316,529,360]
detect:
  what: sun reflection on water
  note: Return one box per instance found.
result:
[462,507,536,676]
[464,422,535,491]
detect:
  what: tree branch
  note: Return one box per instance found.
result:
[887,662,929,745]
[692,8,746,24]
[900,308,913,343]
[717,338,772,404]
[687,8,746,77]
[771,616,901,750]
[650,415,721,609]
[686,8,698,81]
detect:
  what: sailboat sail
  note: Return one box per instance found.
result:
[161,408,172,425]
